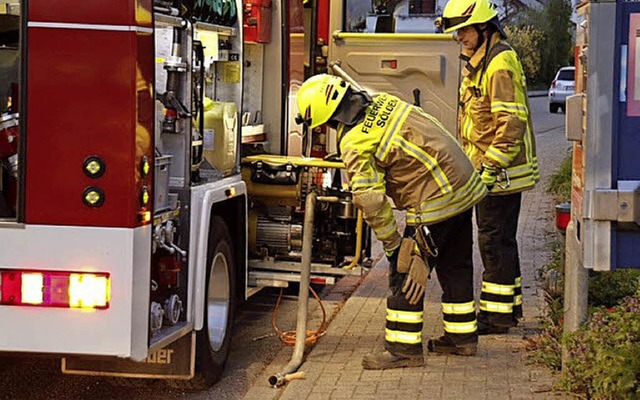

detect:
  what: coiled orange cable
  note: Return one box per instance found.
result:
[272,286,328,346]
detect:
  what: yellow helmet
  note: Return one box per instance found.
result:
[296,74,350,129]
[441,0,497,33]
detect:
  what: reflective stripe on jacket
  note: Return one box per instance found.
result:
[340,93,487,252]
[458,32,539,195]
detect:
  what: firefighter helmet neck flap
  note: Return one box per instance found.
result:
[328,87,372,129]
[296,74,371,130]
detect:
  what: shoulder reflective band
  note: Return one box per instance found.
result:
[479,300,513,313]
[443,320,478,334]
[387,309,424,323]
[482,281,515,295]
[442,301,475,315]
[385,329,422,344]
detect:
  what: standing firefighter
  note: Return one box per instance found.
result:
[296,74,487,369]
[440,0,539,333]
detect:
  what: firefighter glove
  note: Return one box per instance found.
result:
[480,164,498,190]
[397,238,429,305]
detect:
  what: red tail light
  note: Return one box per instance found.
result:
[0,269,110,309]
[551,80,557,89]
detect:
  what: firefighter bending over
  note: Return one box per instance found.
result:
[440,0,539,334]
[296,74,487,369]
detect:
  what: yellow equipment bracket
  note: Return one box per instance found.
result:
[332,31,455,41]
[242,154,345,170]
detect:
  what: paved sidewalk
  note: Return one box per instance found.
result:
[244,126,570,400]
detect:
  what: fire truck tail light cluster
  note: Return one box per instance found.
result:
[0,270,110,309]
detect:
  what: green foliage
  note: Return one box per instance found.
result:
[539,0,574,83]
[512,0,574,85]
[561,294,640,399]
[589,270,640,308]
[546,156,572,202]
[527,239,640,376]
[504,25,544,83]
[526,239,564,370]
[525,315,563,370]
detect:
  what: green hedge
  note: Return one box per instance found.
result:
[561,294,640,399]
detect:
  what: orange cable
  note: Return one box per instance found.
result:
[272,285,328,346]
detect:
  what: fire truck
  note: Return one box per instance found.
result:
[0,0,459,386]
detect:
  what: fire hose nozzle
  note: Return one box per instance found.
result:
[268,371,306,387]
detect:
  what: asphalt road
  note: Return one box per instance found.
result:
[0,96,566,400]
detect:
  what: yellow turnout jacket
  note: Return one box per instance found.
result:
[339,93,487,252]
[458,32,539,194]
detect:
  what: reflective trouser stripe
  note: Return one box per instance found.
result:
[443,320,477,334]
[514,276,523,306]
[514,295,523,306]
[387,310,424,323]
[479,300,513,314]
[442,301,475,315]
[385,329,422,344]
[482,281,515,295]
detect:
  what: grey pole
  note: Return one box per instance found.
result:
[562,220,588,366]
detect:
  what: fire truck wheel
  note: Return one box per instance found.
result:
[193,216,236,387]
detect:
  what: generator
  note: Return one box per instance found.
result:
[242,155,369,287]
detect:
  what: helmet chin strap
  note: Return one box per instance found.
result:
[327,89,373,129]
[473,25,487,51]
[474,24,493,88]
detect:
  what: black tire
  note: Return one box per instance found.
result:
[176,216,236,389]
[560,105,566,113]
[549,103,560,113]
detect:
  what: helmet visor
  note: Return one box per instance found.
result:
[442,15,472,31]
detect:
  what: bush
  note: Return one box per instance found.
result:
[504,25,544,84]
[561,294,640,399]
[528,154,640,398]
[546,156,572,202]
[589,269,640,308]
[525,316,562,371]
[526,239,564,371]
[527,239,640,377]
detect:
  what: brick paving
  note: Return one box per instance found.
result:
[243,109,571,399]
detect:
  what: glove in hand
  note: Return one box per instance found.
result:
[480,164,498,190]
[397,238,429,305]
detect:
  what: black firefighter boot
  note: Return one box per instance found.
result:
[427,336,477,356]
[362,350,424,370]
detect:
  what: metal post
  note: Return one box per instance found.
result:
[562,220,589,366]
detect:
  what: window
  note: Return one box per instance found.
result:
[557,69,575,81]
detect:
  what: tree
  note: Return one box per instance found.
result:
[504,25,544,84]
[539,0,573,84]
[511,0,573,85]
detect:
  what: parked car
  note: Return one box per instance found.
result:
[548,66,575,113]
